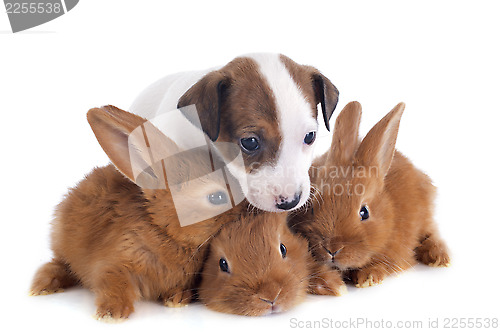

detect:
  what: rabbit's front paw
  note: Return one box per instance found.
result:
[416,236,451,267]
[30,261,77,296]
[352,268,386,288]
[309,267,347,296]
[95,298,134,322]
[163,289,193,308]
[30,285,64,296]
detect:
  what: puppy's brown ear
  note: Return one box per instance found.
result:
[87,105,180,188]
[177,71,229,141]
[280,55,339,131]
[313,72,339,131]
[355,102,405,178]
[326,101,362,165]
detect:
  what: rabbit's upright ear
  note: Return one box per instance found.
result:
[355,102,405,178]
[87,105,180,188]
[326,101,362,165]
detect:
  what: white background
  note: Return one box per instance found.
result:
[1,1,499,331]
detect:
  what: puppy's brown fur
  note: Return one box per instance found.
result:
[290,101,450,288]
[30,106,247,320]
[177,55,339,172]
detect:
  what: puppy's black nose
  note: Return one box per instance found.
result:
[276,193,301,210]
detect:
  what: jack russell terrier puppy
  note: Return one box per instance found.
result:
[130,53,339,213]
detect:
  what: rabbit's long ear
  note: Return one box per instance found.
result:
[326,101,362,165]
[87,105,180,188]
[355,102,405,178]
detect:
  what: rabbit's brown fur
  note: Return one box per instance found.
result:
[199,212,345,316]
[30,106,247,319]
[289,101,450,288]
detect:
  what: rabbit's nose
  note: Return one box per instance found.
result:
[260,291,281,313]
[259,287,281,307]
[326,246,344,262]
[260,298,275,305]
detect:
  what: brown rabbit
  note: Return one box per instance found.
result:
[30,105,247,320]
[289,101,450,288]
[198,211,345,316]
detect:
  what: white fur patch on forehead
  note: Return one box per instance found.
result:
[247,53,318,141]
[244,53,316,209]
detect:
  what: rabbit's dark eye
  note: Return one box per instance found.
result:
[360,205,370,221]
[208,191,228,205]
[240,137,260,153]
[280,243,287,258]
[304,131,316,145]
[219,258,230,273]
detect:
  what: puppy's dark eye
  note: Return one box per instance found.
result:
[304,131,316,145]
[280,243,287,258]
[219,258,230,273]
[240,137,260,153]
[360,205,370,221]
[208,191,228,205]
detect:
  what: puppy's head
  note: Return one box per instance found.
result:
[178,53,339,212]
